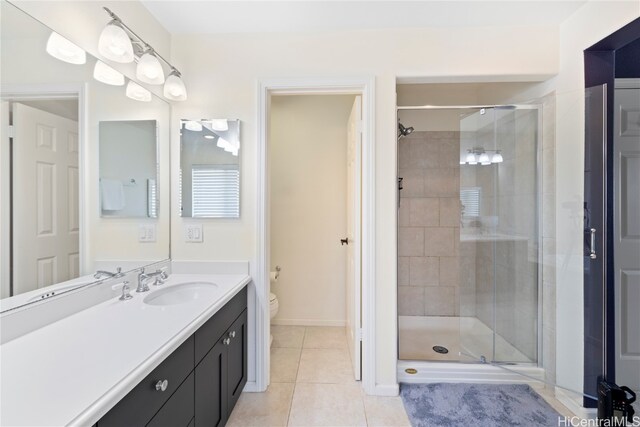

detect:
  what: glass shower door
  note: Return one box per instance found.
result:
[458,105,540,365]
[458,107,498,362]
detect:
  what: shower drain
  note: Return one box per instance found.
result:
[432,345,449,354]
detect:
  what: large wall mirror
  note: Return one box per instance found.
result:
[179,119,240,218]
[0,1,171,310]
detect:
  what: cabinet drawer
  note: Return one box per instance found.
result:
[195,287,247,364]
[147,372,194,427]
[98,336,194,427]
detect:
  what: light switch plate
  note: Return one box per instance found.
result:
[184,223,203,243]
[138,224,156,242]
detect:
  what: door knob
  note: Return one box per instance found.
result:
[340,238,349,246]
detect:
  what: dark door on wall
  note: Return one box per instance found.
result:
[583,16,640,409]
[584,83,608,404]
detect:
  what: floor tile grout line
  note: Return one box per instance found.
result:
[286,326,306,427]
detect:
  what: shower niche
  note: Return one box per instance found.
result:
[396,84,551,374]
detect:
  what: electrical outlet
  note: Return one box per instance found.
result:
[138,224,156,242]
[184,224,203,243]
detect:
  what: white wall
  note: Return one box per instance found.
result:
[169,24,559,391]
[269,95,354,326]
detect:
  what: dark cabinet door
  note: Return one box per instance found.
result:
[195,339,228,427]
[226,310,247,413]
[147,372,194,427]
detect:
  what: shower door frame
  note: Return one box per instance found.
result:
[396,103,544,369]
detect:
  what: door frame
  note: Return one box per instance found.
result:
[255,77,376,394]
[0,83,88,296]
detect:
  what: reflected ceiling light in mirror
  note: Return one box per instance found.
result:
[125,81,151,102]
[164,70,187,101]
[137,49,165,84]
[46,32,86,65]
[98,20,134,63]
[204,135,215,140]
[478,152,491,165]
[184,121,203,132]
[211,119,229,132]
[93,60,125,86]
[491,151,504,163]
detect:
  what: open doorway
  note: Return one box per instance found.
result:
[267,94,362,384]
[256,78,375,394]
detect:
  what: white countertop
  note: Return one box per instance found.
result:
[0,273,251,427]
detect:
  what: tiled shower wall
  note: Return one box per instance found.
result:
[398,131,461,316]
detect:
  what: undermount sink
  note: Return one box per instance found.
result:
[143,282,218,306]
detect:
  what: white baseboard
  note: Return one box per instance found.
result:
[370,383,400,396]
[242,381,265,393]
[555,387,597,420]
[271,318,346,327]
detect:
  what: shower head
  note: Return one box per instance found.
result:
[398,122,414,138]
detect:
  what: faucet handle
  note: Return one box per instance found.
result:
[119,281,132,301]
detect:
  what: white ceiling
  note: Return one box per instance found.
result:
[142,1,588,34]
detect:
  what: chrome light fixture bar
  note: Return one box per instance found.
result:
[99,7,187,100]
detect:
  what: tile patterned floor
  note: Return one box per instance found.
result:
[227,326,576,426]
[227,326,411,427]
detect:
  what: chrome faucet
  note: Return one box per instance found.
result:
[94,267,124,279]
[136,268,169,293]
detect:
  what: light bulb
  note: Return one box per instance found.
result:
[125,81,151,102]
[93,60,124,86]
[137,50,165,85]
[184,121,203,132]
[163,70,187,101]
[46,32,86,65]
[98,21,134,63]
[211,119,229,131]
[492,152,504,163]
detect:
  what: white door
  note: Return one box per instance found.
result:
[346,96,362,380]
[12,103,79,295]
[614,87,640,393]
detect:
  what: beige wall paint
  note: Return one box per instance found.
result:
[169,24,559,390]
[269,95,354,326]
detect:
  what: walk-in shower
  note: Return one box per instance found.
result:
[397,103,545,383]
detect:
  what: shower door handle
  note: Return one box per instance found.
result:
[589,228,597,259]
[340,238,349,246]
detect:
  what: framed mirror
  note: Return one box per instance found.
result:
[0,0,171,310]
[179,119,240,218]
[99,120,159,218]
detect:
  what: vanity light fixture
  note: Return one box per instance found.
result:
[98,19,134,63]
[184,120,203,132]
[46,32,86,65]
[137,49,165,85]
[93,60,125,86]
[99,7,187,100]
[126,81,151,102]
[491,151,504,163]
[462,148,503,165]
[164,69,187,101]
[210,119,229,132]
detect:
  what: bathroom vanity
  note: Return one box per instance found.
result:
[0,272,250,426]
[98,286,247,427]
